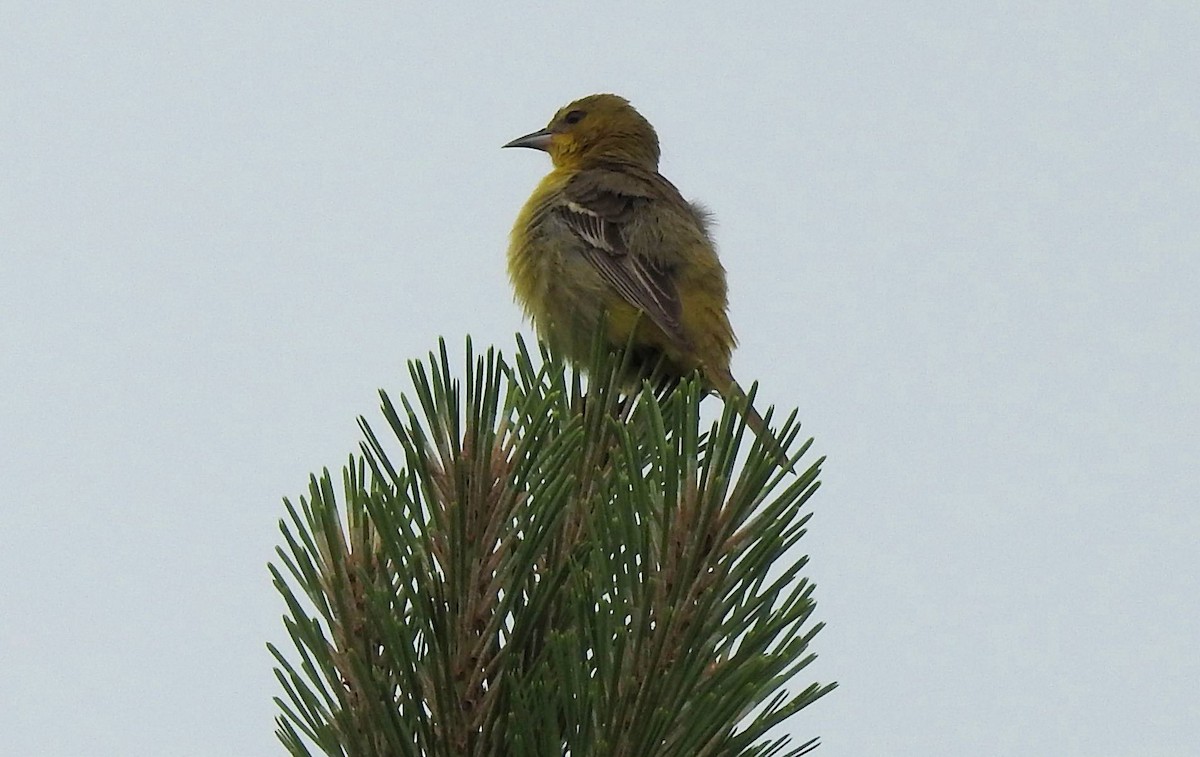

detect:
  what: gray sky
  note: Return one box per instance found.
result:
[2,3,1197,755]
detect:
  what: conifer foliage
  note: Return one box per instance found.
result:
[269,338,834,756]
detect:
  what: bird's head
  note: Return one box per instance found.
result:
[503,93,660,170]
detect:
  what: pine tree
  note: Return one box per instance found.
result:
[269,337,835,756]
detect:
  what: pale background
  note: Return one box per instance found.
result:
[2,3,1197,755]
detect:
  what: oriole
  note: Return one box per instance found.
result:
[504,93,785,466]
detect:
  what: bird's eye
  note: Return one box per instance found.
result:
[564,110,586,125]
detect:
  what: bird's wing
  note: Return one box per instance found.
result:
[558,169,690,347]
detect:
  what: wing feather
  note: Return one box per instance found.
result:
[556,171,690,347]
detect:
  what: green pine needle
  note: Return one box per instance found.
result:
[268,336,836,756]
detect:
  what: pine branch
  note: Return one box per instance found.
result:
[269,336,836,756]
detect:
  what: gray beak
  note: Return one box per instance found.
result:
[502,128,553,151]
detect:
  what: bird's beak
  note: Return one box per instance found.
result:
[502,128,553,151]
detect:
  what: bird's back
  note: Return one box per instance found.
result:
[507,163,736,385]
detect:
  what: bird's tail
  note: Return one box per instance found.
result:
[718,373,793,471]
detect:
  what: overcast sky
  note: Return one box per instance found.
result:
[2,3,1197,756]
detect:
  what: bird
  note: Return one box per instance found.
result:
[503,93,787,467]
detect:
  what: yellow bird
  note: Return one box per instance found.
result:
[504,93,785,465]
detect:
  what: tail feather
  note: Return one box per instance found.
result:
[720,377,794,471]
